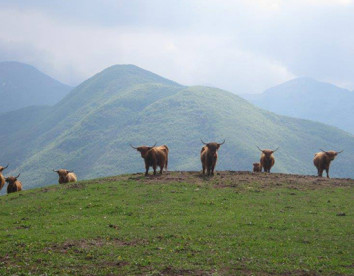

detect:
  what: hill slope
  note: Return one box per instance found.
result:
[0,172,353,275]
[0,61,72,113]
[241,78,354,134]
[0,65,353,191]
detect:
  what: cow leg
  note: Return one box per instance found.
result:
[318,168,323,177]
[325,168,330,178]
[207,166,211,176]
[160,164,164,174]
[145,164,149,176]
[153,162,157,175]
[202,165,205,175]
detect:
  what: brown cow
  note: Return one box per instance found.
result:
[5,173,22,194]
[130,143,169,176]
[0,164,9,191]
[200,139,225,176]
[257,146,279,173]
[313,149,343,178]
[253,162,261,172]
[53,169,77,184]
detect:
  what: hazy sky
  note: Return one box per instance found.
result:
[0,0,353,93]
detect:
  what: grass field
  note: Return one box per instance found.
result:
[0,171,353,275]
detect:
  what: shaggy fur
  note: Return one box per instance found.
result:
[54,169,77,184]
[131,144,169,176]
[6,174,22,194]
[200,140,225,176]
[0,164,9,191]
[253,162,262,172]
[313,150,342,178]
[257,147,279,173]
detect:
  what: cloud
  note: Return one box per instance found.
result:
[0,1,353,92]
[0,7,294,93]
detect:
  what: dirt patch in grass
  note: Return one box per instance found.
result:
[94,171,353,191]
[45,237,149,254]
[159,266,214,275]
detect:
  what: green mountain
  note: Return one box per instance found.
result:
[241,77,354,134]
[0,65,353,192]
[0,61,72,113]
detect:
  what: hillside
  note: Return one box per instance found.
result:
[0,61,72,113]
[241,78,354,134]
[0,65,353,192]
[0,172,353,275]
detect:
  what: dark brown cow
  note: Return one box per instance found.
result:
[131,143,169,176]
[313,149,343,178]
[0,164,9,191]
[253,162,261,172]
[200,139,225,176]
[53,169,77,184]
[5,173,22,194]
[257,146,279,173]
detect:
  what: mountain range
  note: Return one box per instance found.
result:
[241,77,354,134]
[0,61,72,113]
[0,65,353,192]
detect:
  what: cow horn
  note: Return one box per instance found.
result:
[218,139,225,145]
[337,150,344,154]
[256,146,263,152]
[272,147,279,153]
[53,169,59,172]
[130,144,138,149]
[15,173,20,179]
[4,164,9,169]
[320,149,327,153]
[151,142,157,148]
[200,139,208,145]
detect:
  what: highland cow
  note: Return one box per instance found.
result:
[253,162,261,172]
[200,139,225,176]
[0,164,9,191]
[6,173,22,194]
[130,143,169,176]
[313,149,343,178]
[53,169,77,184]
[257,146,279,173]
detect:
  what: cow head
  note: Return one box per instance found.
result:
[0,164,9,173]
[130,143,156,158]
[320,149,343,161]
[201,139,225,154]
[257,146,279,158]
[53,169,73,177]
[5,173,20,184]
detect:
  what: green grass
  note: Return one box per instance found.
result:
[0,173,353,275]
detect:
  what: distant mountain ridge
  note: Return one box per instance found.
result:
[0,65,353,192]
[0,61,72,113]
[241,77,354,134]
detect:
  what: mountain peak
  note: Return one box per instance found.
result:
[0,61,72,113]
[92,64,181,87]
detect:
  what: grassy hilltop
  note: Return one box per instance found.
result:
[0,65,353,191]
[0,172,353,275]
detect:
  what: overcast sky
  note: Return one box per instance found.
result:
[0,0,353,93]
